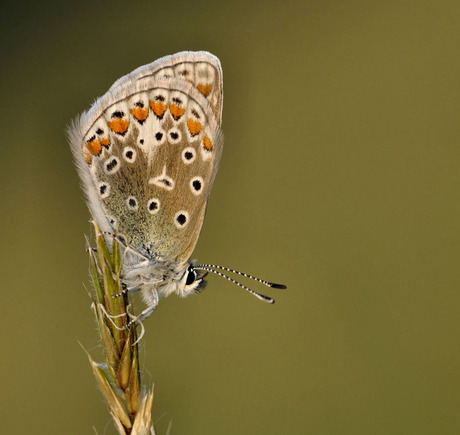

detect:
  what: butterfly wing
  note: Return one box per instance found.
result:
[69,52,223,265]
[109,51,223,125]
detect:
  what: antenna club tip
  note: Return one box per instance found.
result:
[270,283,287,289]
[259,295,275,304]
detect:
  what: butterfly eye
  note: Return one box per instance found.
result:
[186,269,196,286]
[183,266,208,295]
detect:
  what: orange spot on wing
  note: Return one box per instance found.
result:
[100,137,110,148]
[87,139,102,156]
[108,118,130,135]
[131,106,149,122]
[170,103,185,120]
[150,101,167,118]
[85,151,92,164]
[197,83,213,97]
[203,135,213,151]
[187,118,202,136]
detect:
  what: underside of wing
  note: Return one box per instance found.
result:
[109,51,223,124]
[69,56,223,265]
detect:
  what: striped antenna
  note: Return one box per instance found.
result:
[195,264,287,289]
[193,264,287,304]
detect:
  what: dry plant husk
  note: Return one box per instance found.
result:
[84,220,155,435]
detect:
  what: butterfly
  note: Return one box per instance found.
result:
[69,51,285,322]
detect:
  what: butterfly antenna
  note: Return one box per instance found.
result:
[193,266,277,303]
[195,264,287,289]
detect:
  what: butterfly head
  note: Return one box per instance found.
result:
[177,264,208,297]
[128,258,208,300]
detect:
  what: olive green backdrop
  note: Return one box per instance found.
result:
[1,1,459,433]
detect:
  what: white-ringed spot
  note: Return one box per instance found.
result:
[147,198,160,215]
[98,181,110,199]
[182,147,196,164]
[174,210,189,228]
[190,176,204,195]
[104,156,120,174]
[153,129,166,146]
[126,196,138,211]
[123,147,136,163]
[168,128,182,144]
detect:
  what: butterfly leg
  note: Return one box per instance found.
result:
[112,283,142,298]
[127,288,159,325]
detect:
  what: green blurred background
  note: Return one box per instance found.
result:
[1,0,459,433]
